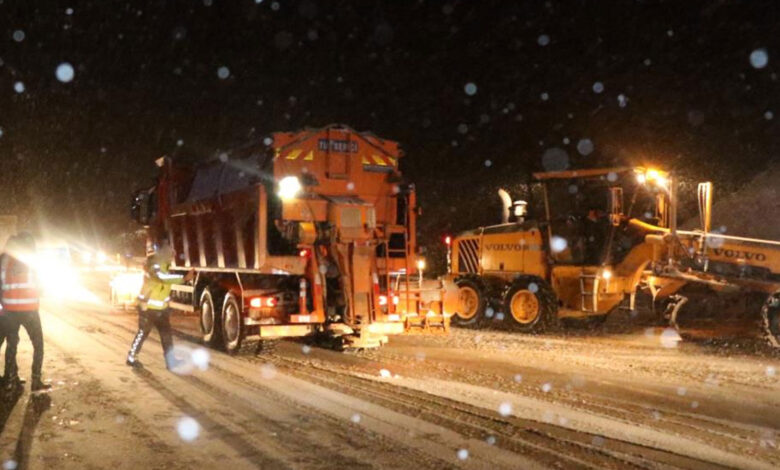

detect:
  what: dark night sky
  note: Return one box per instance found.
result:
[0,0,778,248]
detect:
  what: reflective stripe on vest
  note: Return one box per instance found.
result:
[1,258,39,311]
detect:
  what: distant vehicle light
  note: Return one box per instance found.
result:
[278,176,302,200]
[444,236,452,246]
[416,259,426,271]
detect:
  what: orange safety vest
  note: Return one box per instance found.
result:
[1,256,39,312]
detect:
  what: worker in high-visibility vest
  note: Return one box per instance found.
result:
[126,243,194,369]
[0,232,50,392]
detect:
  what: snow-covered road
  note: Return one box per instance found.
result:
[0,288,778,469]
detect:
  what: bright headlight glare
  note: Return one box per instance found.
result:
[278,176,302,199]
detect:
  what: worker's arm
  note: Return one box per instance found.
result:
[149,268,195,285]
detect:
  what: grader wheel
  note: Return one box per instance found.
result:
[452,279,486,326]
[503,278,558,333]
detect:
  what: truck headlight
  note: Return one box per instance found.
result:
[278,176,302,200]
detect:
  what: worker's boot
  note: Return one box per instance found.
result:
[31,376,51,393]
[126,354,143,369]
[3,375,24,393]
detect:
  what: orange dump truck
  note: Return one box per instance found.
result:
[131,124,447,353]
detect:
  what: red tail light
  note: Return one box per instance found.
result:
[444,235,452,246]
[250,296,277,308]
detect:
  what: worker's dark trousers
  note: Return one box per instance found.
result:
[3,311,44,381]
[128,307,174,368]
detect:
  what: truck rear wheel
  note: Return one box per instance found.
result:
[504,278,557,333]
[453,278,486,326]
[222,293,245,355]
[200,289,221,346]
[762,291,780,348]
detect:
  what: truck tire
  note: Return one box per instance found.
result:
[761,291,780,348]
[200,289,221,346]
[453,278,487,326]
[221,293,245,355]
[503,278,557,333]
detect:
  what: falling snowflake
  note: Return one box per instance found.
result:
[660,328,681,348]
[617,94,628,108]
[562,137,570,145]
[260,363,277,379]
[764,111,774,120]
[302,344,311,354]
[379,368,392,378]
[677,386,687,396]
[607,172,618,182]
[541,383,552,393]
[550,236,568,253]
[217,66,230,79]
[457,123,468,134]
[541,147,570,171]
[576,138,594,156]
[351,413,361,423]
[13,82,25,93]
[56,63,75,83]
[537,34,550,46]
[176,139,184,147]
[192,348,210,371]
[592,82,604,94]
[528,282,538,293]
[66,7,74,15]
[12,30,25,42]
[540,92,549,101]
[484,160,492,167]
[486,435,496,445]
[457,449,469,460]
[750,48,769,69]
[177,416,200,442]
[513,374,523,383]
[767,366,776,377]
[464,82,477,96]
[498,402,512,416]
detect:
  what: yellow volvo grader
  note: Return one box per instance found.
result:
[444,167,780,346]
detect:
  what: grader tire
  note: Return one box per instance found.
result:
[761,291,780,348]
[503,277,558,333]
[453,278,487,327]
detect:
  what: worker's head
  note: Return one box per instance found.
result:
[147,240,174,272]
[4,232,36,260]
